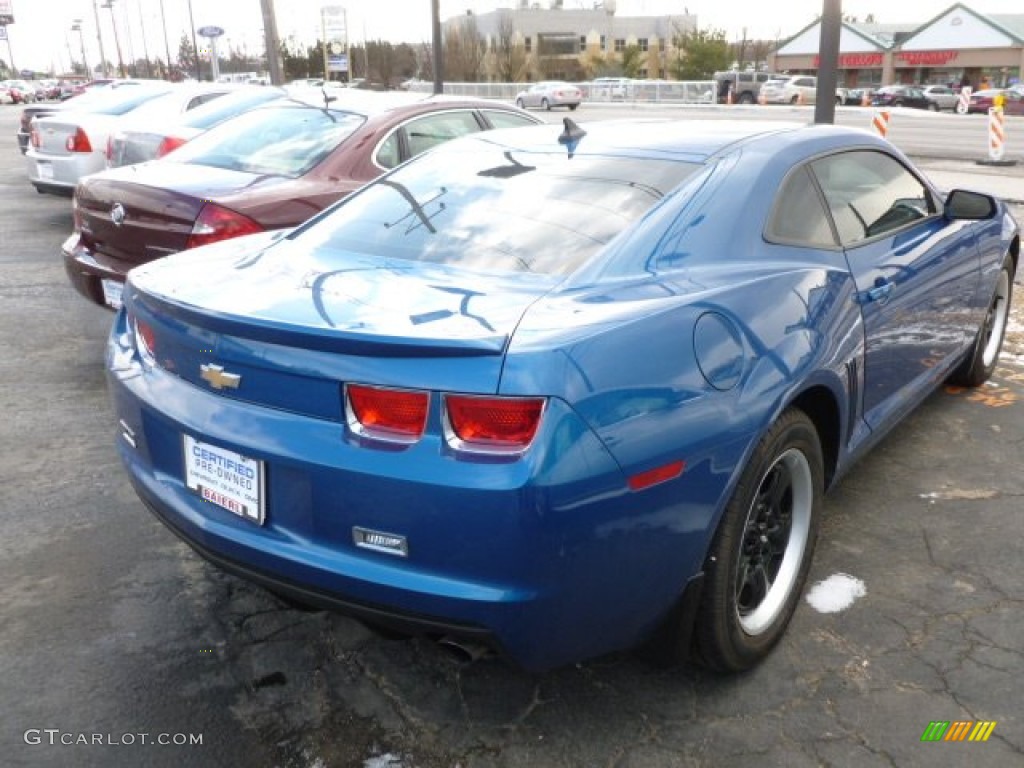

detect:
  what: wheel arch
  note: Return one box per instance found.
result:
[788,384,841,490]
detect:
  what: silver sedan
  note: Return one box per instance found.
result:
[515,81,582,111]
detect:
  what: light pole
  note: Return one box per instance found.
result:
[158,0,172,78]
[186,0,200,80]
[72,19,90,76]
[92,0,109,77]
[101,1,127,78]
[135,0,151,77]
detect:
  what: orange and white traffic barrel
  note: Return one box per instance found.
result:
[871,110,890,139]
[988,107,1005,161]
[956,86,972,114]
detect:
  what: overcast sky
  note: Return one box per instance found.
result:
[5,1,1023,74]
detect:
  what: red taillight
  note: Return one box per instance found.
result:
[105,135,114,163]
[30,127,40,148]
[346,384,429,442]
[155,135,188,157]
[445,395,545,452]
[65,127,92,153]
[134,317,157,361]
[186,203,263,250]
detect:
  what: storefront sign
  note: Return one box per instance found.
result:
[813,53,883,68]
[896,50,959,66]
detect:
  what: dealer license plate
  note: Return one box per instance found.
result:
[101,279,123,309]
[184,435,265,525]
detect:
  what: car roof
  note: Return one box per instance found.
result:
[273,90,530,118]
[463,118,846,162]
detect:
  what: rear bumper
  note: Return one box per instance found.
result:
[106,308,712,670]
[62,234,138,309]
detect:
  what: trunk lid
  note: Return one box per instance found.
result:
[75,162,274,265]
[127,236,558,412]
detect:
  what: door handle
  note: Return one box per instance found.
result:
[866,280,894,302]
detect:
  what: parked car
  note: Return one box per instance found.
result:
[713,70,786,104]
[758,75,841,105]
[920,84,959,111]
[107,86,288,168]
[17,79,159,153]
[63,94,541,309]
[515,81,582,110]
[590,77,632,100]
[26,84,200,195]
[105,119,1018,672]
[841,86,875,105]
[967,87,1024,116]
[871,85,938,110]
[0,83,12,105]
[5,80,37,104]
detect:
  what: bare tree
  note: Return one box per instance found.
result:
[493,11,528,81]
[444,14,485,81]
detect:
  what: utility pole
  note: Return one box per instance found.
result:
[431,0,442,94]
[92,0,109,77]
[259,0,283,85]
[814,0,841,124]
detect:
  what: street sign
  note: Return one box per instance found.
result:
[327,54,348,73]
[197,25,224,38]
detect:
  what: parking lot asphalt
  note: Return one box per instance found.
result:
[1,106,1023,768]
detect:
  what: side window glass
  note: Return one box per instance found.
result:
[403,111,482,159]
[765,166,836,248]
[810,151,935,245]
[375,131,401,169]
[482,109,538,129]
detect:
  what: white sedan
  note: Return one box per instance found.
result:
[26,84,174,196]
[515,81,582,111]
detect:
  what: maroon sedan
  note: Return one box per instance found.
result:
[967,87,1024,115]
[63,93,541,309]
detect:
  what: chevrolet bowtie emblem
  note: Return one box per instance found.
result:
[200,364,241,390]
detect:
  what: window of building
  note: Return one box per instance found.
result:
[658,38,666,50]
[638,38,649,52]
[600,34,606,49]
[639,68,648,78]
[614,38,625,53]
[580,35,587,50]
[525,36,532,53]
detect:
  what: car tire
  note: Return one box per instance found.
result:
[694,407,823,672]
[927,102,939,111]
[516,98,525,108]
[790,95,800,104]
[738,92,754,104]
[949,255,1014,387]
[541,98,551,111]
[569,103,578,111]
[835,95,842,105]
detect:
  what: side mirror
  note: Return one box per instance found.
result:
[945,189,996,220]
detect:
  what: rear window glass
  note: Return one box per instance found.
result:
[292,138,700,277]
[90,88,175,115]
[165,104,364,177]
[179,88,286,130]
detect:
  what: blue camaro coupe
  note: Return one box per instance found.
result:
[107,119,1019,672]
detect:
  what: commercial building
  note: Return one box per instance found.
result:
[444,3,695,81]
[768,3,1024,90]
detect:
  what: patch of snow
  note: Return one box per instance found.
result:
[364,754,404,768]
[805,573,866,614]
